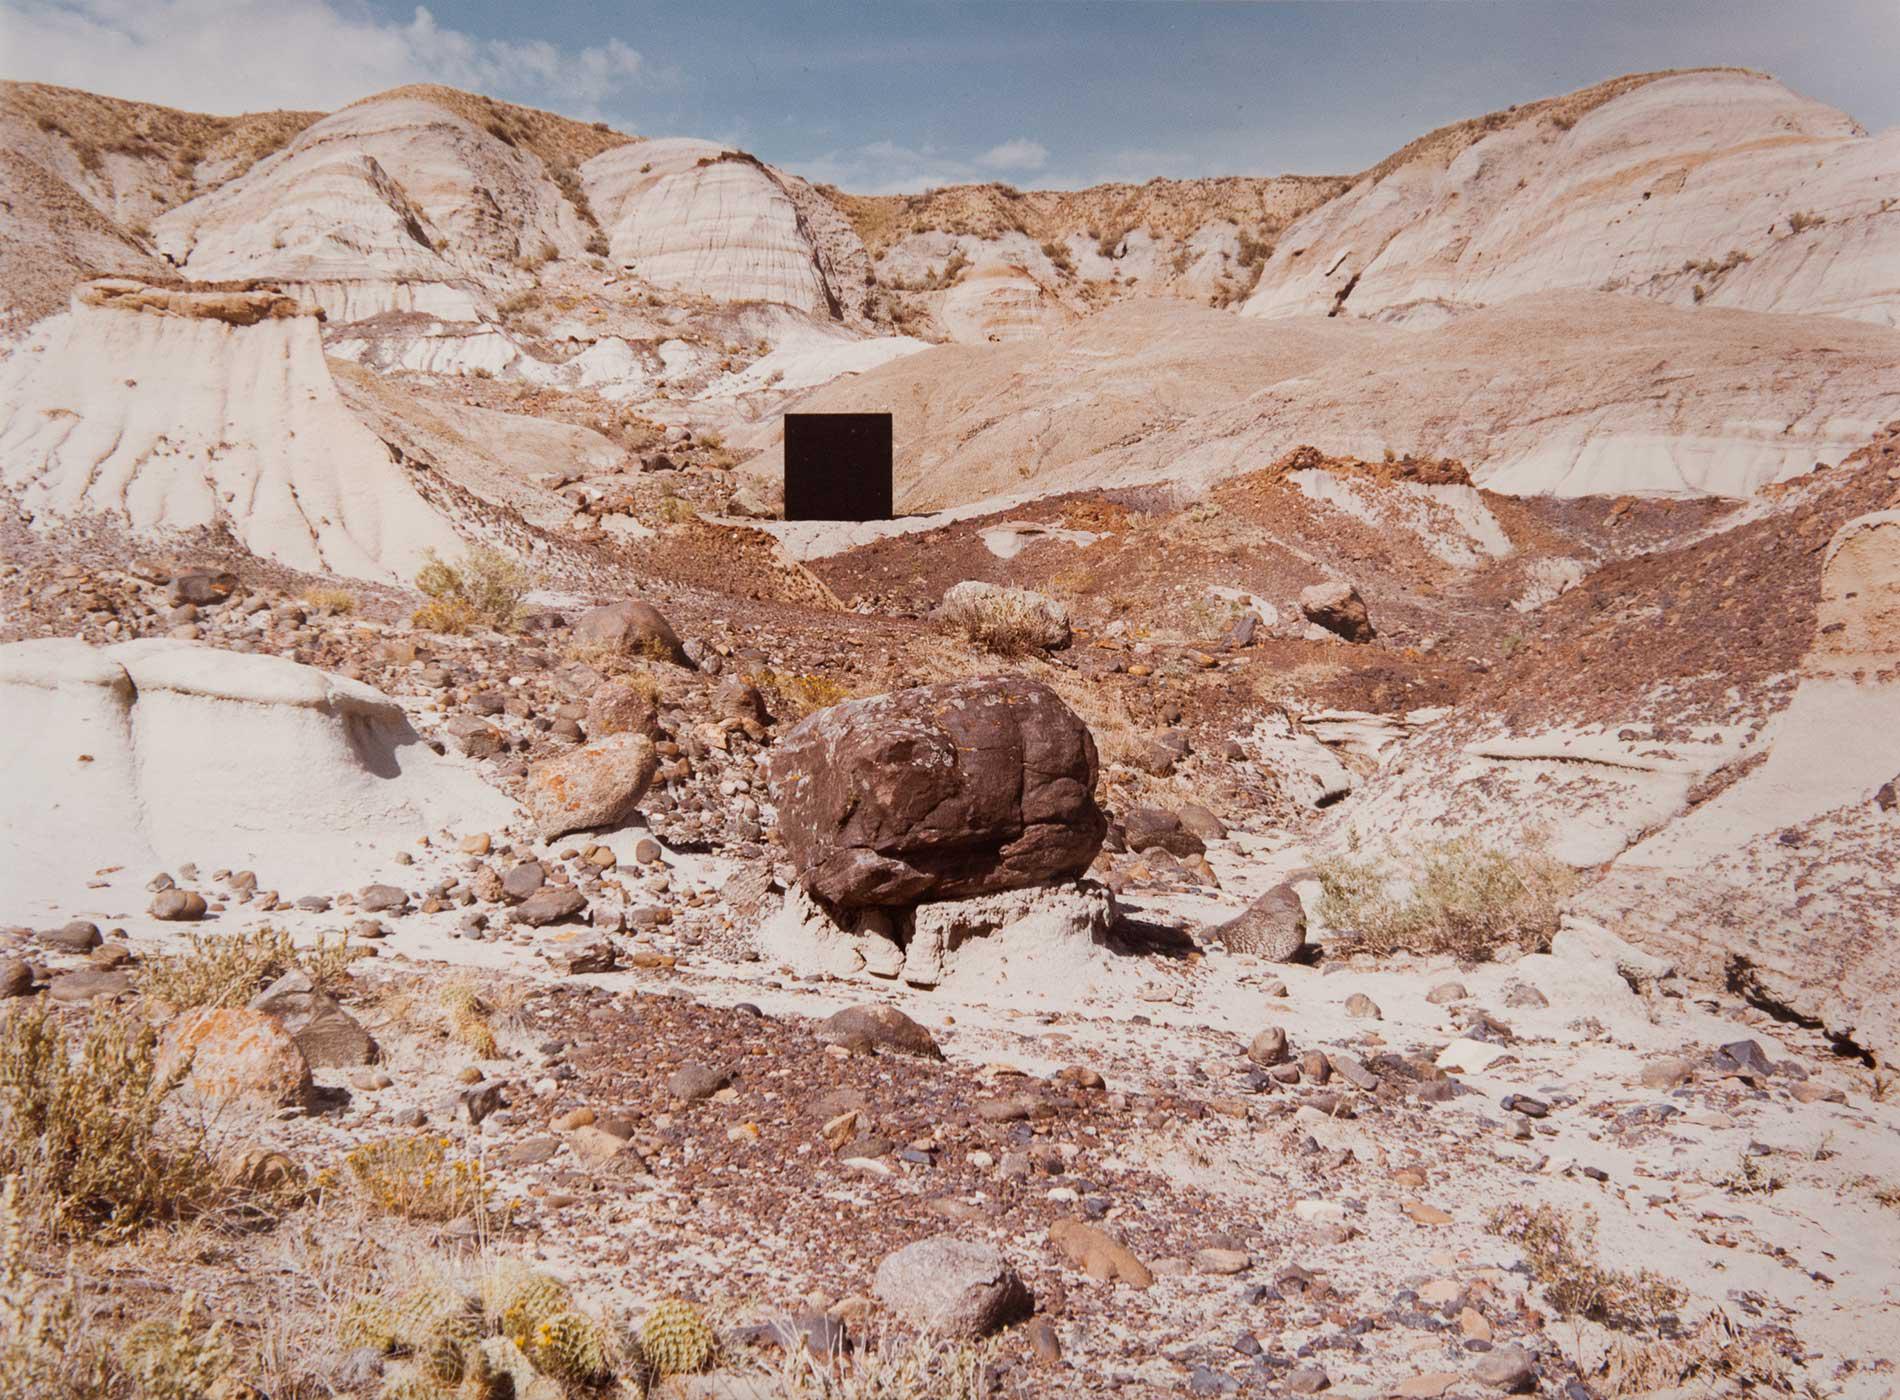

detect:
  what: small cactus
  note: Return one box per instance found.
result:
[340,1296,400,1353]
[527,1309,612,1385]
[381,1348,507,1400]
[481,1260,573,1344]
[390,1280,482,1361]
[640,1297,715,1377]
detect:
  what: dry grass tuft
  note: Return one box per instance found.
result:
[439,983,500,1058]
[413,546,533,634]
[765,1327,997,1398]
[939,586,1062,657]
[1486,1203,1684,1330]
[0,1177,115,1395]
[756,671,857,722]
[138,926,363,1011]
[1599,1310,1793,1397]
[1315,838,1576,960]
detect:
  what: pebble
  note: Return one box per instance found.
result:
[1344,992,1381,1019]
[151,889,208,921]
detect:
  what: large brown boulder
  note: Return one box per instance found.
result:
[527,733,658,840]
[571,600,688,665]
[768,676,1105,908]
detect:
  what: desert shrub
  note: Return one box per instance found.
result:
[939,588,1057,657]
[1788,209,1825,233]
[0,1178,115,1396]
[760,672,853,721]
[770,1328,995,1399]
[1486,1203,1684,1329]
[1315,837,1576,960]
[1235,228,1272,267]
[139,926,362,1011]
[1041,240,1073,273]
[0,1005,205,1240]
[301,585,356,614]
[413,546,532,634]
[341,1135,492,1222]
[940,250,970,284]
[655,494,700,525]
[1096,225,1130,260]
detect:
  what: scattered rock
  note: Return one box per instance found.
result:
[1300,580,1375,642]
[151,889,208,921]
[1122,807,1206,858]
[817,1005,942,1059]
[157,1007,312,1109]
[1344,992,1382,1019]
[248,970,376,1067]
[47,968,133,1002]
[873,1237,1032,1338]
[527,733,659,841]
[1048,1219,1153,1287]
[668,1063,732,1102]
[1473,1345,1537,1392]
[1213,883,1306,961]
[587,678,662,738]
[939,581,1072,650]
[1247,1026,1291,1067]
[513,887,589,927]
[571,600,688,664]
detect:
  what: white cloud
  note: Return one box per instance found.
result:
[0,0,656,116]
[976,137,1048,172]
[796,135,1060,194]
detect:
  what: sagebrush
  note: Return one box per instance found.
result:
[0,1005,207,1240]
[1315,838,1576,960]
[138,925,362,1011]
[413,547,532,634]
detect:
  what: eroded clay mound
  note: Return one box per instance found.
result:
[585,140,839,315]
[0,280,467,580]
[1244,70,1900,327]
[151,94,593,291]
[0,638,514,915]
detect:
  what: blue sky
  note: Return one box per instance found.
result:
[5,0,1896,191]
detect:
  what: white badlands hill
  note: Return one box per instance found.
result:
[0,281,466,580]
[1244,69,1900,327]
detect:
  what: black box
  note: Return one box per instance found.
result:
[783,412,893,522]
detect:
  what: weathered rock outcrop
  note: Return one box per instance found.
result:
[0,638,514,917]
[767,676,1106,908]
[1578,509,1900,1060]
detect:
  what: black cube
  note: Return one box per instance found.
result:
[783,412,893,522]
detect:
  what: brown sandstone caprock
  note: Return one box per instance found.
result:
[1048,1219,1154,1288]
